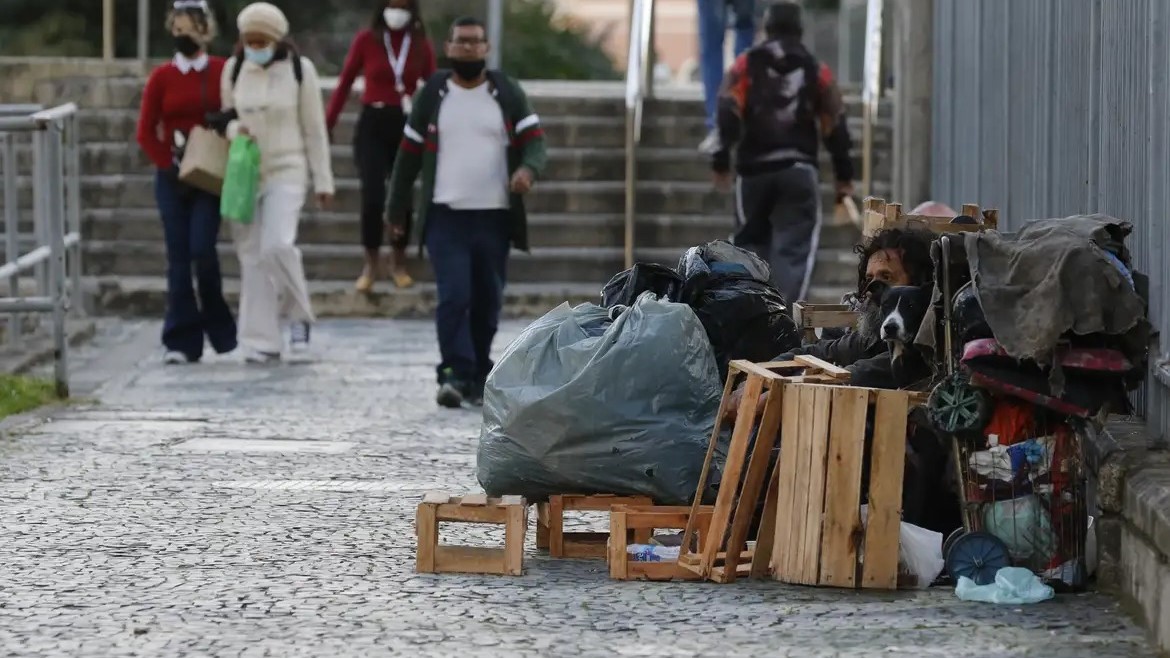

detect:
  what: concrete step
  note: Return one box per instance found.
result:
[82,241,862,288]
[80,208,863,251]
[1,175,890,217]
[68,108,892,153]
[84,274,853,319]
[22,140,891,185]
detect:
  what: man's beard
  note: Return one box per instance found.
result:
[856,297,883,345]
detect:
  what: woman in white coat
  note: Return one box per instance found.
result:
[217,2,334,363]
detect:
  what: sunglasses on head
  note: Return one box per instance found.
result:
[173,0,209,11]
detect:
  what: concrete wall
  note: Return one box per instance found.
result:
[0,57,161,107]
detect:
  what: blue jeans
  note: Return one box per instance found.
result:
[698,0,758,130]
[154,169,237,360]
[425,204,511,385]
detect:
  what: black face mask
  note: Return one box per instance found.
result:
[174,34,201,58]
[451,59,486,81]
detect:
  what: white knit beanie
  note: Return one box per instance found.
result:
[237,2,289,41]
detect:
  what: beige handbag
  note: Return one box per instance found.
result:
[178,125,229,195]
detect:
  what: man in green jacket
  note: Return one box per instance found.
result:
[387,16,548,409]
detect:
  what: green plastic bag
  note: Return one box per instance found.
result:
[220,136,261,224]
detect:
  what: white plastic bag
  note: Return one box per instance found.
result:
[859,505,945,589]
[955,566,1055,604]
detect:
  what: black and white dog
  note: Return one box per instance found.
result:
[878,284,933,365]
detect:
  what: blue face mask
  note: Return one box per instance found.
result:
[244,46,274,66]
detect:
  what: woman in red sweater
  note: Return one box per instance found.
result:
[326,0,436,293]
[136,0,237,364]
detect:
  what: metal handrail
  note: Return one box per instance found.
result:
[623,0,655,269]
[0,103,84,396]
[860,0,885,202]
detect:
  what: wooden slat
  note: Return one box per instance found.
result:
[751,458,782,580]
[415,502,438,573]
[422,491,450,505]
[679,371,739,563]
[435,504,508,524]
[698,374,765,577]
[729,360,784,381]
[609,508,629,580]
[499,495,526,507]
[461,493,488,506]
[818,387,869,587]
[721,383,786,583]
[629,561,704,581]
[797,386,833,585]
[861,390,910,590]
[771,381,804,581]
[434,546,507,575]
[535,502,550,550]
[548,495,565,557]
[756,360,803,370]
[503,505,526,575]
[794,354,851,379]
[784,386,816,581]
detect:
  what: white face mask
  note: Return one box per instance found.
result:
[383,8,411,30]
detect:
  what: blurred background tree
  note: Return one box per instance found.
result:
[0,0,618,80]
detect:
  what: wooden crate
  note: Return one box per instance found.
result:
[536,494,653,559]
[608,505,714,581]
[770,383,910,589]
[861,197,999,239]
[792,302,860,343]
[416,492,527,576]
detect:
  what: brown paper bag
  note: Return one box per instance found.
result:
[178,126,229,196]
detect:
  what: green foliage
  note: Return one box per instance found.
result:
[0,0,618,80]
[0,374,57,420]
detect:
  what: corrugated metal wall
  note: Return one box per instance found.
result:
[931,0,1170,442]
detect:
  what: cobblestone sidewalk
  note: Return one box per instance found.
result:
[0,319,1156,657]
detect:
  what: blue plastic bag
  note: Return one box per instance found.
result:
[955,567,1055,604]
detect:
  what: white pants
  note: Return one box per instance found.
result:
[233,182,314,354]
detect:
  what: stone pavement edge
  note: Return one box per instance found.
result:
[0,318,1158,657]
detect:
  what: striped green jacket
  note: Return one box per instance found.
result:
[386,70,548,252]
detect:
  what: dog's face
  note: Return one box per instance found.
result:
[879,285,932,358]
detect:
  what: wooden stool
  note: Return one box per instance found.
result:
[416,492,527,576]
[608,505,714,581]
[535,494,653,558]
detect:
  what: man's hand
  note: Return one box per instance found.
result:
[835,180,854,202]
[510,167,534,194]
[315,193,333,210]
[720,386,770,425]
[713,171,734,193]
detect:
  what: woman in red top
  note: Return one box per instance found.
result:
[326,0,436,293]
[136,0,237,364]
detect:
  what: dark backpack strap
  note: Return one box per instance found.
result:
[231,49,303,87]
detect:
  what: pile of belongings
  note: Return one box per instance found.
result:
[476,241,801,504]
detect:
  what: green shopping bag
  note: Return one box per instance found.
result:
[220,136,261,224]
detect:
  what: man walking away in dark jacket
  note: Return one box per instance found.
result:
[387,16,548,409]
[711,1,855,306]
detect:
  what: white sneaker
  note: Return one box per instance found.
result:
[289,322,311,353]
[163,351,191,365]
[243,349,280,365]
[698,129,722,155]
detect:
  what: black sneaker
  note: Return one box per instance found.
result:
[436,368,468,409]
[468,380,485,407]
[289,322,311,353]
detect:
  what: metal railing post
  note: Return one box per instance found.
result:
[42,125,69,398]
[861,0,885,198]
[66,115,82,310]
[32,129,48,296]
[138,0,150,73]
[487,0,503,70]
[1,134,18,346]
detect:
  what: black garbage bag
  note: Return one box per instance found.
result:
[477,293,723,504]
[601,262,683,307]
[677,241,801,378]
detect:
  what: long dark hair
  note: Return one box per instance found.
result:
[853,228,935,291]
[370,0,426,35]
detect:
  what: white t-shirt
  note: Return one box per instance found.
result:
[432,82,510,210]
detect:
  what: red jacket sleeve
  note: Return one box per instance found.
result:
[326,30,367,131]
[136,67,172,170]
